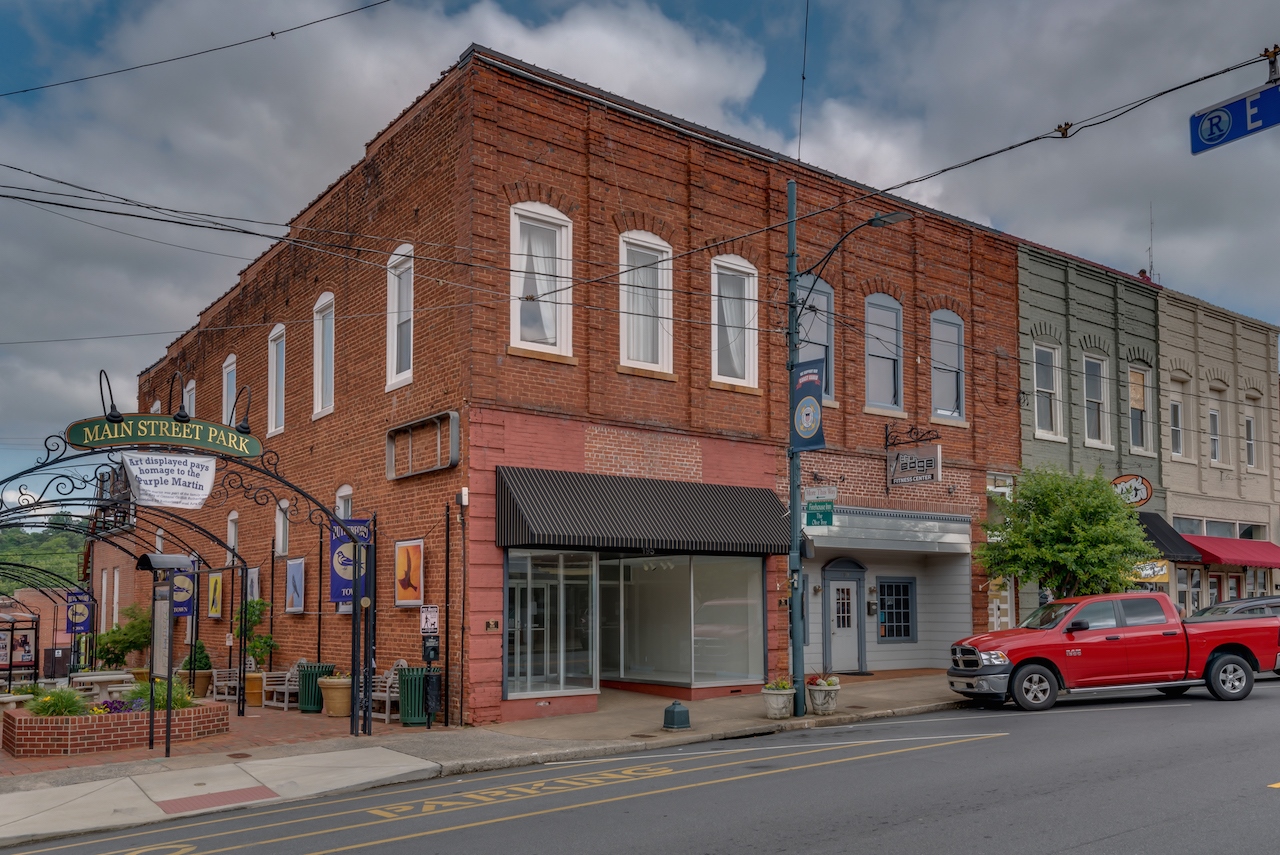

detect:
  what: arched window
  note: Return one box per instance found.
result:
[336,484,353,519]
[313,291,335,415]
[510,202,573,356]
[267,323,286,435]
[865,293,902,409]
[222,353,238,425]
[387,245,414,389]
[797,275,834,400]
[710,255,759,387]
[618,231,673,373]
[930,309,964,419]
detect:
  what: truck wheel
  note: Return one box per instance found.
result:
[1206,654,1253,701]
[1157,686,1189,698]
[1011,664,1058,711]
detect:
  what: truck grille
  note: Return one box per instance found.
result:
[951,645,981,670]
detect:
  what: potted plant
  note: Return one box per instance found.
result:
[178,640,214,699]
[232,599,278,707]
[318,670,353,718]
[761,675,795,720]
[805,673,842,715]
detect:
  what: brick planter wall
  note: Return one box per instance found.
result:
[2,701,229,757]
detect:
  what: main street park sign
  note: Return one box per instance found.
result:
[66,414,262,458]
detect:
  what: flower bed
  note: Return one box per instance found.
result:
[2,700,229,757]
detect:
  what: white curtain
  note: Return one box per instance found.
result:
[625,247,660,364]
[519,221,558,345]
[717,272,747,379]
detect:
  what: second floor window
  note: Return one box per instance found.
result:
[314,292,335,415]
[865,294,902,409]
[1034,344,1060,436]
[275,501,289,555]
[619,232,673,372]
[222,354,237,425]
[711,256,758,386]
[1084,356,1107,445]
[1128,367,1150,451]
[387,245,413,387]
[796,275,834,400]
[268,324,285,434]
[1246,415,1256,467]
[1209,408,1221,462]
[930,310,964,419]
[1170,400,1183,456]
[510,203,573,356]
[182,380,196,420]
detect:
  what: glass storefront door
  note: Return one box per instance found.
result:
[506,551,596,696]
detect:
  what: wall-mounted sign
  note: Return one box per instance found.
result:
[804,501,834,527]
[122,452,216,509]
[1133,559,1170,583]
[790,360,826,452]
[65,414,262,457]
[888,445,943,487]
[1112,474,1152,507]
[420,604,439,635]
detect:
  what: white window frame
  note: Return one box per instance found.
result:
[222,353,238,426]
[1209,408,1221,462]
[1083,355,1111,448]
[865,293,903,410]
[313,291,335,418]
[930,309,964,419]
[710,254,759,387]
[1170,399,1184,457]
[1245,412,1258,469]
[267,323,285,436]
[1127,365,1152,453]
[796,274,835,401]
[226,510,239,567]
[386,244,414,390]
[336,484,353,519]
[618,231,673,374]
[182,379,196,421]
[275,500,289,555]
[150,399,162,414]
[1033,343,1063,439]
[509,203,574,357]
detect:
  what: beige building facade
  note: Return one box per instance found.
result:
[1158,288,1280,612]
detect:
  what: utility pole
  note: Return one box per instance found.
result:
[785,179,806,717]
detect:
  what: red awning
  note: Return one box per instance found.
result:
[1181,535,1280,568]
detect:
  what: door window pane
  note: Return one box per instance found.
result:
[1120,598,1167,626]
[692,556,763,683]
[1073,601,1118,630]
[506,551,596,696]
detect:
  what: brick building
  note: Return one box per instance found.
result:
[101,45,1022,724]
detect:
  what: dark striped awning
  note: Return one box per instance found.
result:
[1138,512,1202,564]
[495,466,791,555]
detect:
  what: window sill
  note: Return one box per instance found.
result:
[1210,460,1232,470]
[385,374,413,393]
[1034,431,1068,444]
[266,427,284,439]
[821,399,840,409]
[863,405,906,419]
[617,364,676,382]
[709,380,762,396]
[507,344,579,366]
[930,415,969,429]
[1171,454,1196,464]
[1129,448,1157,458]
[1084,440,1114,451]
[311,406,334,422]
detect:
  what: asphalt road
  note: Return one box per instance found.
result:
[10,680,1280,855]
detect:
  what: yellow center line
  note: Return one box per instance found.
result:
[145,735,1001,855]
[305,735,1005,855]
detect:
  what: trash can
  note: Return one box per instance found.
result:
[298,663,335,714]
[399,667,435,727]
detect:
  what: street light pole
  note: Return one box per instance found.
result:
[785,183,912,716]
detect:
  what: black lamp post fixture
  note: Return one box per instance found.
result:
[228,386,253,434]
[785,180,911,716]
[98,370,124,424]
[165,371,191,424]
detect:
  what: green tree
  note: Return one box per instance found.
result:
[976,467,1159,598]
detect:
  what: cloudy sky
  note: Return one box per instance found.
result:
[1,0,1279,478]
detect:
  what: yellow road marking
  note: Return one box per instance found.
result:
[1268,782,1280,788]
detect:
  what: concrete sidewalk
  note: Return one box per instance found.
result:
[0,673,962,846]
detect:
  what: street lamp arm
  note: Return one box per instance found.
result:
[799,210,913,284]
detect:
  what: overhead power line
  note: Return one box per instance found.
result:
[0,1,391,99]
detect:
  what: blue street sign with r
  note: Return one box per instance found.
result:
[1191,82,1280,154]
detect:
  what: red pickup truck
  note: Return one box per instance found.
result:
[948,592,1280,711]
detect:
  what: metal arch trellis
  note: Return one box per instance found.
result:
[0,430,375,731]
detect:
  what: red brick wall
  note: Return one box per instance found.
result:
[2,701,228,757]
[101,48,1021,726]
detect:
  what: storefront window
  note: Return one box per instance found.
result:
[598,553,764,687]
[506,551,596,697]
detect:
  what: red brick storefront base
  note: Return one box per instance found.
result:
[2,701,229,757]
[599,680,764,701]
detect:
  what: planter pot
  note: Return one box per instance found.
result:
[243,671,264,708]
[761,688,795,720]
[807,685,841,715]
[318,676,352,718]
[129,667,151,684]
[189,669,213,699]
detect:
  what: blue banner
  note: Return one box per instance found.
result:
[329,519,371,603]
[172,569,196,617]
[790,359,827,451]
[65,590,92,634]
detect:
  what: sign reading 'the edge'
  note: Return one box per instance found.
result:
[887,445,943,487]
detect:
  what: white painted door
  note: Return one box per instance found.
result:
[828,581,860,672]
